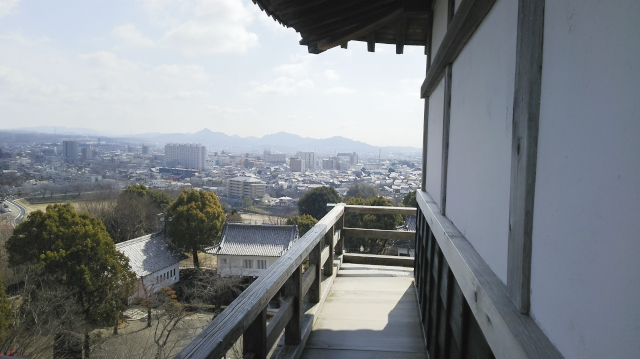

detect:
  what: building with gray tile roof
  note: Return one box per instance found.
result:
[206,224,299,277]
[116,233,187,277]
[207,224,298,257]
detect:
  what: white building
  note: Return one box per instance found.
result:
[263,150,286,164]
[207,224,299,277]
[227,176,266,198]
[165,143,206,170]
[115,233,187,303]
[296,151,315,170]
[289,157,304,172]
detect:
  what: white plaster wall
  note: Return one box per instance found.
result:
[531,1,640,358]
[217,255,276,277]
[431,0,448,57]
[446,0,517,284]
[425,78,444,206]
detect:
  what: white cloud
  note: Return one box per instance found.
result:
[325,86,354,95]
[160,0,258,55]
[78,51,139,72]
[274,62,309,77]
[323,69,340,81]
[0,65,66,98]
[152,64,209,83]
[0,0,20,18]
[252,77,314,95]
[112,24,155,47]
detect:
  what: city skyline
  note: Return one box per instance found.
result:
[0,0,426,148]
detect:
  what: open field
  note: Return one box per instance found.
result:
[16,198,115,215]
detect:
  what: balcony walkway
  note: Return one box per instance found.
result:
[300,263,427,359]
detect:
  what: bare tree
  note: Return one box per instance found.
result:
[0,267,86,359]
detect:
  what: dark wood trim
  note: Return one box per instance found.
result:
[323,226,334,276]
[244,307,267,359]
[342,253,414,267]
[421,10,433,190]
[343,227,416,241]
[507,0,545,315]
[266,296,293,351]
[367,31,376,52]
[396,16,407,54]
[301,264,317,298]
[344,205,417,215]
[417,190,562,358]
[420,0,497,98]
[308,243,322,302]
[284,265,302,345]
[317,9,403,50]
[440,64,452,215]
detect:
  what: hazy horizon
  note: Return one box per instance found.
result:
[0,0,427,148]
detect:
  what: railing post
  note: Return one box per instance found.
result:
[309,242,322,303]
[243,306,267,359]
[335,214,344,256]
[285,265,302,345]
[323,225,335,276]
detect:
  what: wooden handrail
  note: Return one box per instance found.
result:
[175,203,416,359]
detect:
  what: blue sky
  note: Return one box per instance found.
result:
[0,0,427,147]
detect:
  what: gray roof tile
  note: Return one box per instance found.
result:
[116,233,187,277]
[207,224,298,257]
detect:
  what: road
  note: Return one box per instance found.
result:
[5,198,26,226]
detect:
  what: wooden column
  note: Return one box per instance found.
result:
[243,307,267,359]
[284,265,302,345]
[507,0,545,315]
[335,215,344,256]
[308,242,322,303]
[421,10,433,191]
[323,226,334,276]
[440,64,452,215]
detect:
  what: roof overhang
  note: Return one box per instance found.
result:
[252,0,432,54]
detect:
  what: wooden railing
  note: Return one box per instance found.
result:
[175,203,416,359]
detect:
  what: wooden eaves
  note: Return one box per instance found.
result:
[252,0,432,54]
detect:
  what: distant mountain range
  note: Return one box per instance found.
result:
[2,127,420,155]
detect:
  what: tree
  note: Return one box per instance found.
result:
[402,190,417,208]
[166,189,226,269]
[297,186,341,220]
[0,278,10,341]
[344,196,403,254]
[5,204,136,326]
[286,214,318,236]
[344,183,379,200]
[242,196,253,209]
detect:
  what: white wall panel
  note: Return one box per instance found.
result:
[531,1,640,358]
[425,79,444,206]
[446,0,517,285]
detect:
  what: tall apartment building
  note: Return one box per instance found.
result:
[263,150,286,164]
[164,143,206,170]
[227,177,266,198]
[62,141,79,161]
[296,151,315,170]
[142,145,150,155]
[290,157,303,172]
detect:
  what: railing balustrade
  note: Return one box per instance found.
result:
[175,203,416,359]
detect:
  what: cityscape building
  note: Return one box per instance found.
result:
[62,140,79,161]
[164,143,206,170]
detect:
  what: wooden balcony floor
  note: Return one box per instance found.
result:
[301,263,427,359]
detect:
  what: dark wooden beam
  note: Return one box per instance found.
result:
[265,296,293,351]
[421,10,433,190]
[316,8,403,50]
[341,42,348,49]
[440,65,452,215]
[396,16,407,54]
[507,0,545,315]
[343,253,414,267]
[244,307,267,359]
[284,265,302,345]
[420,0,497,98]
[367,31,376,52]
